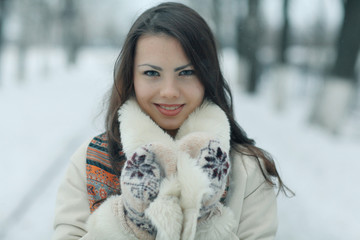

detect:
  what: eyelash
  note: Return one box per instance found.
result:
[144,70,160,77]
[143,70,195,77]
[179,70,195,76]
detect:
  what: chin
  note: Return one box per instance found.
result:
[162,126,180,131]
[160,124,181,132]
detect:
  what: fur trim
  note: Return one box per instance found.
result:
[118,98,174,157]
[181,208,200,240]
[195,204,237,240]
[118,99,230,157]
[176,151,212,240]
[176,151,212,209]
[87,196,138,240]
[145,177,182,240]
[177,132,213,159]
[175,100,230,151]
[116,98,233,239]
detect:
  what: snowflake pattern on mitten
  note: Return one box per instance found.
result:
[121,145,162,235]
[196,140,230,217]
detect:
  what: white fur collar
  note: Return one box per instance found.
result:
[118,98,230,157]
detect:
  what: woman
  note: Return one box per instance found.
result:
[53,2,289,240]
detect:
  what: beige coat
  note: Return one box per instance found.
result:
[52,100,278,239]
[52,140,278,240]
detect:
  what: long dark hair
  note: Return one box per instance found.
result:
[106,2,292,195]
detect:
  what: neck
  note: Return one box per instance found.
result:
[165,129,178,138]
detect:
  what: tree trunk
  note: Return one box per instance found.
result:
[17,0,31,83]
[273,0,291,112]
[212,0,221,40]
[62,0,81,65]
[310,0,360,133]
[279,0,289,64]
[235,0,261,94]
[0,0,6,86]
[331,0,360,81]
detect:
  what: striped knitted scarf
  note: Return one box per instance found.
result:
[86,133,125,213]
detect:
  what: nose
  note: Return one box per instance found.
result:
[159,77,180,98]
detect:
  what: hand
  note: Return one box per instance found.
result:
[196,139,230,219]
[87,144,164,240]
[176,133,231,240]
[120,144,161,238]
[121,142,181,240]
[178,134,230,217]
[144,143,183,240]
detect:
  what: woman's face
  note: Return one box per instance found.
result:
[133,34,205,136]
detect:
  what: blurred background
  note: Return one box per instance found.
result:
[0,0,359,239]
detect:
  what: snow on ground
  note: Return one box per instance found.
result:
[0,46,359,239]
[0,46,116,239]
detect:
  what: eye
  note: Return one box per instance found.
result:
[179,70,195,76]
[144,70,160,77]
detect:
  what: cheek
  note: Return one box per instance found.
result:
[191,81,205,102]
[134,78,148,99]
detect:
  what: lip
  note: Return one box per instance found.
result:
[155,103,184,116]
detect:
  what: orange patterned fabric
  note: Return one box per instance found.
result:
[86,133,125,213]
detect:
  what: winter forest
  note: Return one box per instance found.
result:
[0,0,359,239]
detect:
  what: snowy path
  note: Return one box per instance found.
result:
[0,47,116,239]
[0,47,359,239]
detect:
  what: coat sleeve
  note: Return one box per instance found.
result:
[52,140,92,240]
[227,152,278,240]
[236,180,278,239]
[52,140,141,240]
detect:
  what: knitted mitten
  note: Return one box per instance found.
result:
[121,142,183,240]
[144,142,183,240]
[120,144,161,239]
[118,98,183,239]
[196,139,230,219]
[174,100,232,240]
[178,133,230,218]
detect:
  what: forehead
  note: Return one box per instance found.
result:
[134,34,189,64]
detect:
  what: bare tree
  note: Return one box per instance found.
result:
[236,0,261,93]
[16,0,32,83]
[61,0,82,65]
[211,0,221,40]
[272,0,291,111]
[279,0,290,64]
[331,0,360,81]
[310,0,360,133]
[0,0,7,86]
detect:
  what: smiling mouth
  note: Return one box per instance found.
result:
[159,105,182,110]
[155,104,184,116]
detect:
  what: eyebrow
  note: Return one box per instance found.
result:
[174,63,192,72]
[137,63,192,72]
[137,64,162,71]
